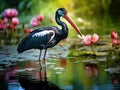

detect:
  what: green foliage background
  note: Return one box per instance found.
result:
[0,0,120,37]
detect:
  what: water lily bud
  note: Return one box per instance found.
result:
[50,17,54,23]
[111,30,118,39]
[12,17,19,26]
[37,15,44,22]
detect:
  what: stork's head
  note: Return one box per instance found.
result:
[56,8,82,37]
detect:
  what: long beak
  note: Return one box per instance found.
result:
[64,14,82,36]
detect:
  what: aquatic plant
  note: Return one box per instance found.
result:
[30,17,39,27]
[37,15,44,22]
[111,30,120,47]
[0,8,20,44]
[2,8,18,18]
[107,30,120,67]
[78,33,99,55]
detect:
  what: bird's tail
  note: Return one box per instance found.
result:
[17,39,25,53]
[17,35,30,53]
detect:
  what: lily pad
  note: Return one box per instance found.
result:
[68,49,96,58]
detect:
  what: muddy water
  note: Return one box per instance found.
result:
[0,37,120,90]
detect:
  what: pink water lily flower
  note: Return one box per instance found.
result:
[37,15,44,22]
[12,17,19,26]
[92,34,99,44]
[111,30,120,46]
[83,33,99,46]
[112,39,118,45]
[83,35,92,46]
[111,30,118,39]
[2,8,18,18]
[30,17,39,27]
[0,19,6,30]
[4,17,8,23]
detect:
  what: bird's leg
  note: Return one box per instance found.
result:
[38,50,42,80]
[39,50,42,70]
[43,49,47,81]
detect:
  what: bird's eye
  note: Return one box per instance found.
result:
[58,10,64,17]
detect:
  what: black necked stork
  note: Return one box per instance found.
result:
[17,8,82,71]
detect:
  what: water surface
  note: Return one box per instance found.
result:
[0,38,120,90]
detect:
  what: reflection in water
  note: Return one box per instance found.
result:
[108,72,120,90]
[18,72,61,90]
[0,70,8,90]
[0,57,120,90]
[84,63,99,77]
[17,60,61,90]
[0,61,61,90]
[5,65,18,83]
[59,58,67,67]
[112,73,120,86]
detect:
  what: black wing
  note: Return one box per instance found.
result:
[17,27,57,53]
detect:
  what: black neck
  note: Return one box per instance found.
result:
[55,14,68,39]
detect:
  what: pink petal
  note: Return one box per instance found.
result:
[118,40,120,45]
[12,17,19,26]
[2,8,18,18]
[37,15,44,22]
[111,30,118,39]
[30,17,39,27]
[92,33,99,44]
[83,35,92,46]
[112,39,118,45]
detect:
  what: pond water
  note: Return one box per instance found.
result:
[0,37,120,90]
